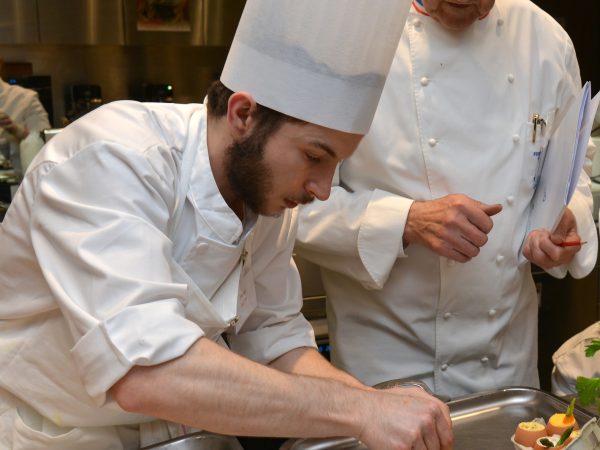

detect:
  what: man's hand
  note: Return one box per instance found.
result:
[404,194,503,262]
[523,208,581,270]
[359,386,453,450]
[0,109,28,142]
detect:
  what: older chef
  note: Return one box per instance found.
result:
[0,1,453,449]
[0,58,50,171]
[296,0,598,399]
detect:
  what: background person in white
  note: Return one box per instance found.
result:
[0,58,50,171]
[0,1,453,449]
[296,0,598,399]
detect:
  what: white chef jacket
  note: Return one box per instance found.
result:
[0,101,315,449]
[296,0,598,398]
[0,77,50,169]
[552,322,600,397]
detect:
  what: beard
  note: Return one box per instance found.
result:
[224,129,273,216]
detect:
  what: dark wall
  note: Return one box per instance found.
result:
[532,1,600,93]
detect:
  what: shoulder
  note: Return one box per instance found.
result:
[498,0,571,43]
[65,100,204,154]
[0,78,39,105]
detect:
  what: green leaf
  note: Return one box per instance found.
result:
[575,376,600,406]
[566,397,576,416]
[585,339,600,358]
[539,437,555,448]
[557,426,574,446]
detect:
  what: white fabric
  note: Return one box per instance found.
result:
[296,0,598,398]
[0,100,315,448]
[221,0,410,134]
[552,322,600,397]
[0,77,50,171]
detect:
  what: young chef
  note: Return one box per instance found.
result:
[296,0,598,399]
[0,1,453,449]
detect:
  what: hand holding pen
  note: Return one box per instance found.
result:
[558,240,587,248]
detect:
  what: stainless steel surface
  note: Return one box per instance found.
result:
[41,128,62,143]
[0,0,39,44]
[282,387,598,450]
[37,0,125,45]
[141,432,243,450]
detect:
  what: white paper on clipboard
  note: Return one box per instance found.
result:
[520,82,600,262]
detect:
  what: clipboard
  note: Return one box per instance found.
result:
[520,82,600,261]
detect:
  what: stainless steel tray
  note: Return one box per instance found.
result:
[141,432,243,450]
[281,387,598,450]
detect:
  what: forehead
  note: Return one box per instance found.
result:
[274,121,363,160]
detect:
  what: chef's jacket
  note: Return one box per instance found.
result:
[296,0,598,398]
[0,101,315,449]
[0,77,50,170]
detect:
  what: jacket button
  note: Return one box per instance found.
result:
[488,308,497,317]
[420,76,430,87]
[512,134,520,143]
[443,312,451,320]
[428,138,437,147]
[413,19,422,28]
[480,356,489,364]
[497,18,504,27]
[441,363,448,371]
[496,254,504,263]
[507,73,515,83]
[506,195,514,205]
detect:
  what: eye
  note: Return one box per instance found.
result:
[306,153,321,163]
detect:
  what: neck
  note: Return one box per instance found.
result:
[206,116,245,220]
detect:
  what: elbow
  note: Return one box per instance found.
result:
[110,368,147,414]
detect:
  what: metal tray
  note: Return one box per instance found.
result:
[281,387,598,450]
[141,432,243,450]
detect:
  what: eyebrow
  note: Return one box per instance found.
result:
[309,141,337,159]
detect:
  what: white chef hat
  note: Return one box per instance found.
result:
[221,0,410,134]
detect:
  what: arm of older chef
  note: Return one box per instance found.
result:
[110,338,453,450]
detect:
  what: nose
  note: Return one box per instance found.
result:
[305,171,333,201]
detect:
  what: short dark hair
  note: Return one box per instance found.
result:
[206,80,302,140]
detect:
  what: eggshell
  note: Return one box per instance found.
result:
[515,421,549,447]
[564,428,582,446]
[546,413,579,437]
[533,436,564,450]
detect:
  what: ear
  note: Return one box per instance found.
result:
[227,92,257,138]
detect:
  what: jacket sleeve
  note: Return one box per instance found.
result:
[295,167,414,290]
[30,142,203,404]
[546,37,598,280]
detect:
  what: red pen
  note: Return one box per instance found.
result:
[558,240,587,247]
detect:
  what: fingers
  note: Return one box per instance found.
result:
[524,229,580,269]
[481,202,503,217]
[404,194,503,262]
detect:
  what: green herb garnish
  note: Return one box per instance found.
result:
[556,426,574,446]
[565,397,576,416]
[575,323,600,416]
[539,437,555,448]
[576,376,600,415]
[585,339,600,358]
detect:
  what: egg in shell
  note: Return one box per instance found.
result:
[546,413,579,437]
[514,421,548,447]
